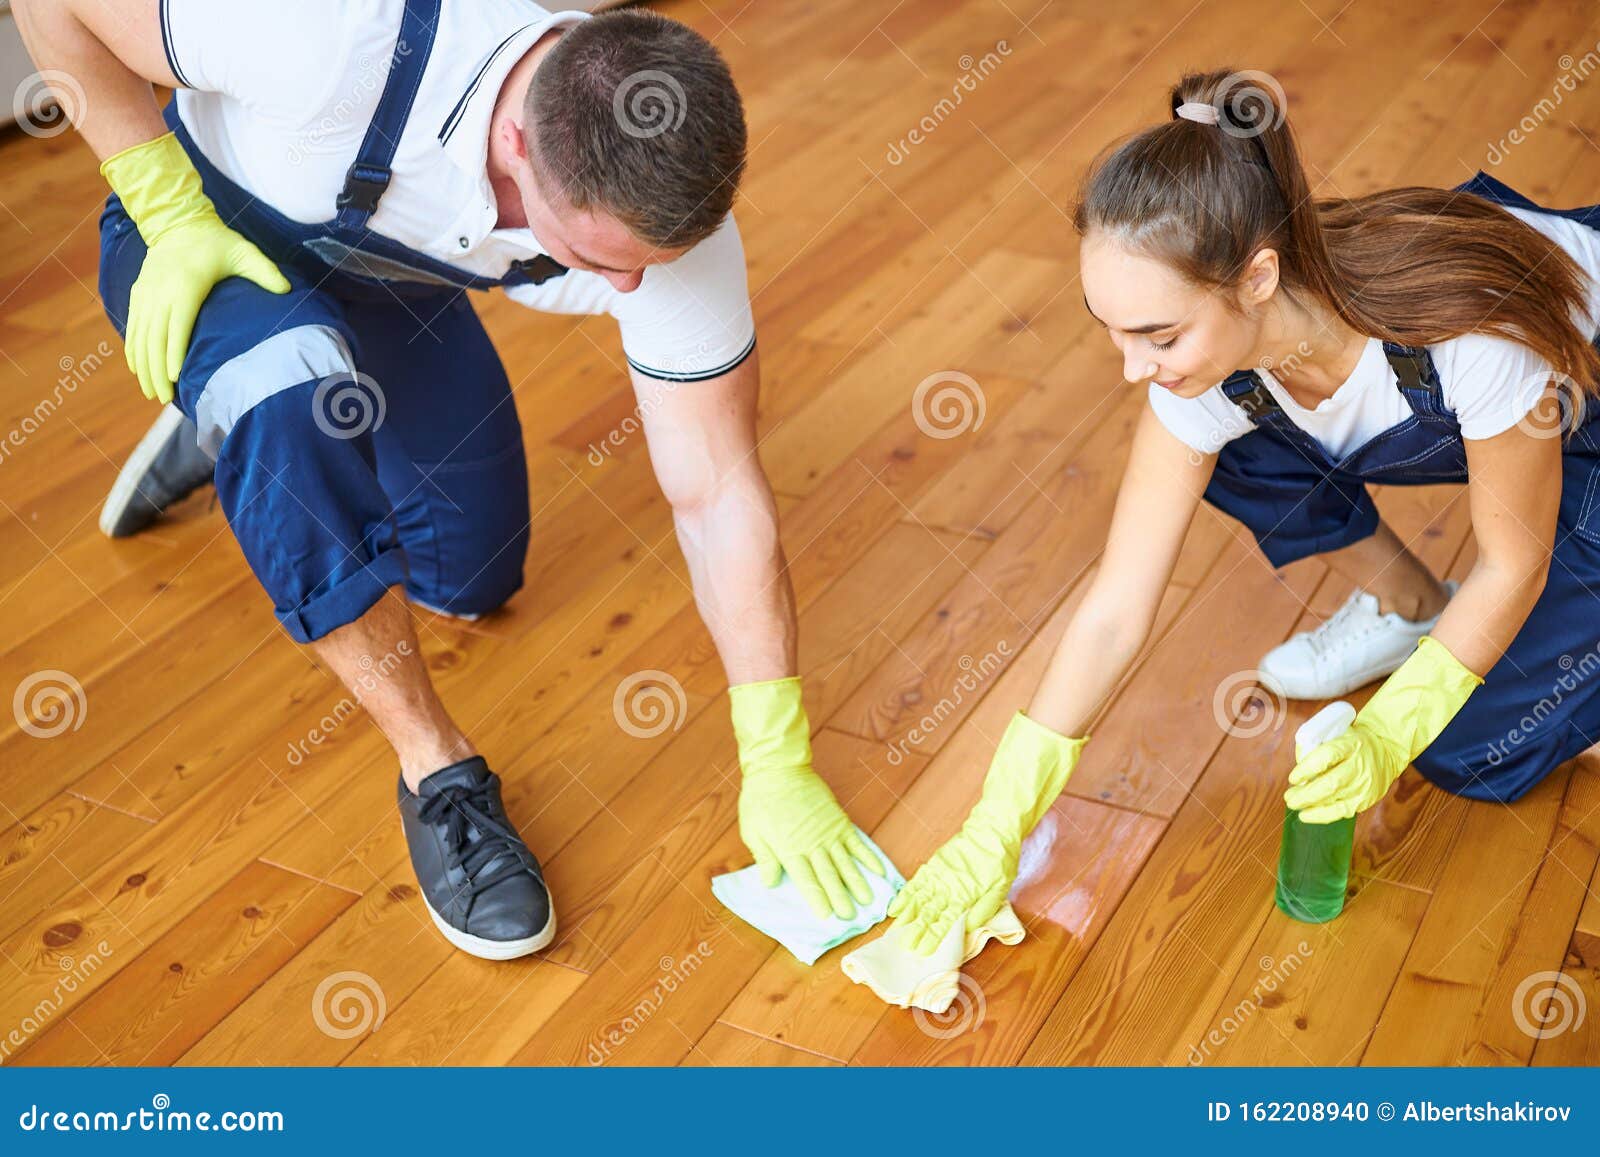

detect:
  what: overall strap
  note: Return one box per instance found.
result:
[1219,368,1281,421]
[1381,341,1445,405]
[335,0,443,230]
[1454,170,1541,214]
[1220,341,1444,422]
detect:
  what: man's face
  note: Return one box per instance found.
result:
[521,189,684,294]
[493,98,691,293]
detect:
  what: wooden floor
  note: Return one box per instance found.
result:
[3,0,1599,1067]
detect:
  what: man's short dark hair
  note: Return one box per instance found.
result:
[524,10,747,250]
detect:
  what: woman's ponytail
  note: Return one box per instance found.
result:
[1078,68,1600,436]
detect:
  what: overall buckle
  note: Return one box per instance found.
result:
[1383,344,1435,392]
[337,163,393,214]
[509,254,569,286]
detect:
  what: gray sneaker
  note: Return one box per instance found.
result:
[398,757,556,960]
[99,406,215,538]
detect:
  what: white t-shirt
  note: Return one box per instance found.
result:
[160,0,756,382]
[1148,206,1600,457]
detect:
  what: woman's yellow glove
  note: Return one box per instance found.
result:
[101,132,290,404]
[1285,635,1483,824]
[729,676,884,921]
[887,711,1089,955]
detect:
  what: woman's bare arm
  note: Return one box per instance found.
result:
[1430,391,1563,676]
[1026,401,1217,736]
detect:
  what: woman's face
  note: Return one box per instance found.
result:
[1080,230,1264,399]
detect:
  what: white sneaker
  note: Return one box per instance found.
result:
[410,597,483,622]
[1259,579,1460,700]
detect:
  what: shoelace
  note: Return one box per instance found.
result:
[1302,593,1382,659]
[417,782,535,905]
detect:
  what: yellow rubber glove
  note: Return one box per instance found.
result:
[729,676,885,921]
[1285,635,1482,824]
[100,132,290,404]
[887,710,1089,955]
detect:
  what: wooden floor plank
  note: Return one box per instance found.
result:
[343,955,588,1067]
[686,1023,839,1067]
[1530,843,1600,1066]
[0,794,152,946]
[11,861,354,1066]
[1187,879,1431,1067]
[177,863,445,1065]
[1364,761,1600,1064]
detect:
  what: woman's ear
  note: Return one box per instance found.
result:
[1241,247,1281,307]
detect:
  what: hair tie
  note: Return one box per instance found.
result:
[1174,101,1220,125]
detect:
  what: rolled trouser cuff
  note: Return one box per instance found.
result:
[278,561,409,645]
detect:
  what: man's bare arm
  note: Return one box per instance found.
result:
[630,346,797,685]
[14,0,178,157]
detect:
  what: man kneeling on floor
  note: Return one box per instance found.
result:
[17,0,885,959]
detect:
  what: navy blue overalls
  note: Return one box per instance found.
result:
[97,0,562,641]
[1204,171,1600,803]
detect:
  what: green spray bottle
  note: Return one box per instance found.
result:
[1275,700,1358,923]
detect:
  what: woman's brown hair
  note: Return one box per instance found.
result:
[1073,68,1600,437]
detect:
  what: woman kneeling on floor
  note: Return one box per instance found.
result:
[886,68,1600,953]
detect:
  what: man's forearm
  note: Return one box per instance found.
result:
[670,472,797,686]
[14,0,172,158]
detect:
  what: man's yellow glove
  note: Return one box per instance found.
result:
[101,132,290,404]
[1285,635,1483,824]
[729,676,884,921]
[888,710,1089,955]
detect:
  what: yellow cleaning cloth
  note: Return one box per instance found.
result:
[840,902,1025,1013]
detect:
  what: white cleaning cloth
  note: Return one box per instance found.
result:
[711,828,905,965]
[841,902,1026,1013]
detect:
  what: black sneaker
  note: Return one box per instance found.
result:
[99,406,216,538]
[397,756,555,960]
